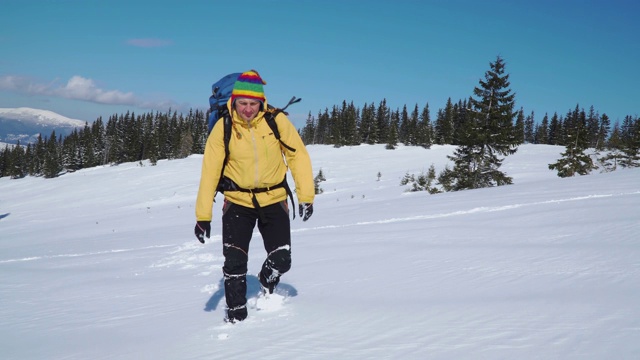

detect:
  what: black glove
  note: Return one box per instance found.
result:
[298,203,313,222]
[194,221,211,244]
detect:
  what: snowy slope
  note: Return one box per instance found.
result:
[1,144,639,360]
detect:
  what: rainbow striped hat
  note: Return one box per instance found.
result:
[231,70,267,104]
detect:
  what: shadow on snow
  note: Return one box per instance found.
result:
[204,274,298,312]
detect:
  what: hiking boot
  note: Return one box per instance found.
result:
[225,305,247,323]
[258,271,280,294]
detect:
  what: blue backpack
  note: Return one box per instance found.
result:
[207,72,242,133]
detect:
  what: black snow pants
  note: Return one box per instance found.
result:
[221,200,291,320]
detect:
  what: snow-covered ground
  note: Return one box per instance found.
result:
[1,144,639,360]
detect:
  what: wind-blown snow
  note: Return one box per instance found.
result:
[1,144,639,360]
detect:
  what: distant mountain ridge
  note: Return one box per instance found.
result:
[0,107,87,145]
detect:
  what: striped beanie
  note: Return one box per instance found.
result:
[231,70,266,104]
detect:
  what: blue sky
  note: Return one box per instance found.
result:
[1,0,638,128]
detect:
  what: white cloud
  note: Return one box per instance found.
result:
[53,76,137,105]
[0,75,184,111]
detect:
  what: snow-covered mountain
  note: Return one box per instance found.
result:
[0,107,87,145]
[0,141,15,150]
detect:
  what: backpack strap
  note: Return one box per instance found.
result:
[264,96,302,153]
[213,112,232,198]
[264,110,296,153]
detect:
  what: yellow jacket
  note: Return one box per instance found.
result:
[195,98,315,221]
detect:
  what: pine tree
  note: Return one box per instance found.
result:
[0,144,10,178]
[425,164,441,194]
[434,98,454,144]
[195,109,208,154]
[92,117,106,165]
[43,131,63,178]
[595,113,610,151]
[386,109,399,150]
[313,169,326,194]
[524,111,535,143]
[535,113,549,144]
[586,106,600,148]
[301,112,316,145]
[178,128,193,159]
[9,141,26,179]
[81,123,97,168]
[514,108,525,144]
[438,56,518,190]
[406,104,420,145]
[61,130,82,172]
[360,102,378,145]
[398,104,410,144]
[416,102,432,148]
[376,99,390,144]
[548,113,562,145]
[343,101,359,146]
[168,111,181,159]
[32,134,46,176]
[330,105,342,147]
[619,115,640,168]
[316,109,330,145]
[599,122,623,171]
[548,105,596,177]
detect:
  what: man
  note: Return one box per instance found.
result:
[194,70,315,323]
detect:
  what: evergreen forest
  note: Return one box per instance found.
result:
[2,57,639,190]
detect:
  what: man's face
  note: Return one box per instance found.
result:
[235,98,261,122]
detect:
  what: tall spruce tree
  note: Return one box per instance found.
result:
[301,112,316,144]
[398,104,410,144]
[535,113,549,144]
[9,141,26,179]
[360,102,378,144]
[548,113,562,145]
[330,105,342,147]
[451,99,470,145]
[548,105,596,177]
[416,102,433,148]
[586,106,600,148]
[619,115,640,167]
[434,98,454,144]
[343,101,359,146]
[314,109,329,145]
[386,109,399,150]
[514,108,525,144]
[43,131,63,178]
[376,99,390,144]
[524,111,535,143]
[438,56,518,190]
[595,113,610,151]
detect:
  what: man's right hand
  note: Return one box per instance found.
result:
[194,221,211,244]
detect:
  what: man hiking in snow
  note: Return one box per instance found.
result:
[194,70,315,323]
